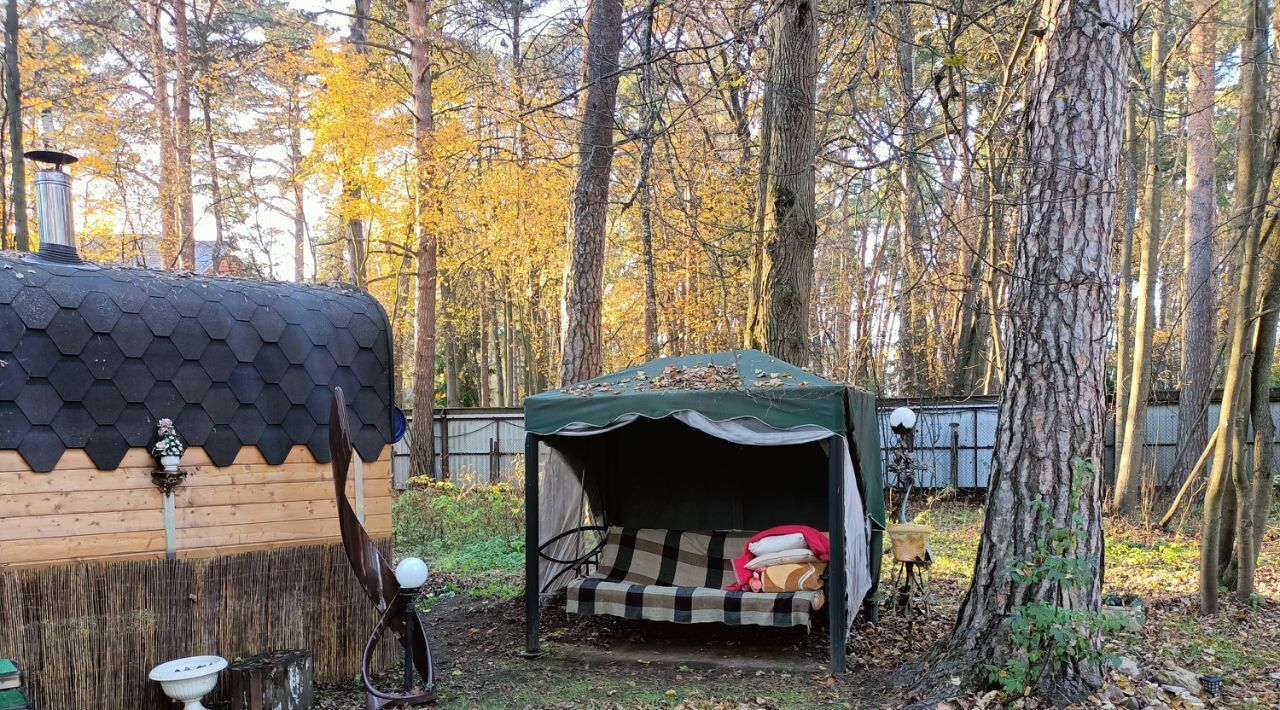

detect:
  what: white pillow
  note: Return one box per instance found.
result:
[744,548,818,571]
[748,533,807,556]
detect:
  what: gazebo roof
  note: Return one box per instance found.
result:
[524,349,858,436]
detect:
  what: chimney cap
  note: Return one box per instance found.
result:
[25,149,78,168]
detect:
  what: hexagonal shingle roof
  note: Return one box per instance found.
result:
[0,252,394,471]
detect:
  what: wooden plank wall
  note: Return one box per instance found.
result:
[0,445,393,568]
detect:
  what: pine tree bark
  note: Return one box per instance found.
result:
[4,0,27,251]
[757,0,818,367]
[1175,0,1217,487]
[559,0,623,386]
[1112,0,1168,514]
[918,0,1130,696]
[406,0,437,479]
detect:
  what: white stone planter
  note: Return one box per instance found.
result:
[160,455,181,472]
[149,655,227,710]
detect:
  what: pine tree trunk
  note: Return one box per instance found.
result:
[4,0,27,251]
[1113,0,1168,514]
[919,0,1130,696]
[406,0,437,479]
[1175,0,1217,488]
[559,0,623,386]
[758,0,818,367]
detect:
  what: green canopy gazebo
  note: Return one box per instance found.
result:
[521,350,884,674]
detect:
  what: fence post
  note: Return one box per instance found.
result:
[440,411,450,482]
[950,421,960,489]
[489,437,500,484]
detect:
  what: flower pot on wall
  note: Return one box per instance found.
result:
[160,455,181,472]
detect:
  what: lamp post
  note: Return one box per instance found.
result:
[394,557,429,693]
[888,407,918,523]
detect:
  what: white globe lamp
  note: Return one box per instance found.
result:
[889,406,917,436]
[395,557,429,590]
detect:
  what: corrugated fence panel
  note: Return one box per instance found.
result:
[391,396,1280,490]
[393,411,527,489]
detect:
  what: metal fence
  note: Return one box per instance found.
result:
[393,409,526,488]
[878,391,1280,489]
[393,391,1280,490]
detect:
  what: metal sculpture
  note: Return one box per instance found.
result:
[330,387,435,707]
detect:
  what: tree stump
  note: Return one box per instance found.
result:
[227,650,314,710]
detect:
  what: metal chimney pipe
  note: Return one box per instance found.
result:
[24,148,81,264]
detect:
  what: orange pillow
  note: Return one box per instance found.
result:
[759,562,826,592]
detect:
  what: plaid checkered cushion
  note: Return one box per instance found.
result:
[566,527,825,629]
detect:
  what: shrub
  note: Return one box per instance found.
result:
[393,477,525,577]
[985,460,1124,694]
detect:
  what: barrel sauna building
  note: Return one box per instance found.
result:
[1,140,394,572]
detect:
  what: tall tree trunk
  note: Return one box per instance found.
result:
[4,0,27,251]
[920,0,1130,695]
[199,90,227,274]
[893,0,927,394]
[1112,0,1169,514]
[1201,0,1268,614]
[743,77,773,351]
[172,0,195,270]
[479,288,491,407]
[406,0,437,478]
[343,0,370,287]
[1114,92,1140,465]
[559,0,623,386]
[288,75,307,282]
[1242,227,1280,599]
[637,0,660,361]
[148,0,178,264]
[1175,0,1217,487]
[757,0,818,367]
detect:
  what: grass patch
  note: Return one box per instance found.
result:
[394,478,524,598]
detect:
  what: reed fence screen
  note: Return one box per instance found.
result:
[0,542,394,708]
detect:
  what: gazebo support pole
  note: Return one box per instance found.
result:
[827,434,846,675]
[521,433,543,658]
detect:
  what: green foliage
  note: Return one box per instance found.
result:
[985,460,1124,694]
[393,478,525,581]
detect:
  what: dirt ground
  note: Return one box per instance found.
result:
[314,585,902,708]
[308,500,1280,708]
